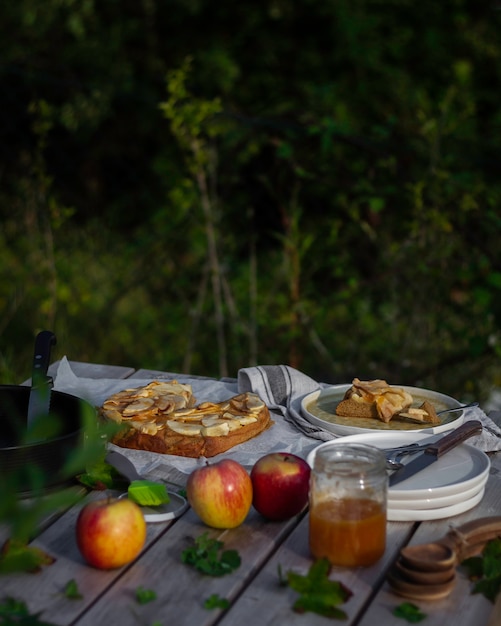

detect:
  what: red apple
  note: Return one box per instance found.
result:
[76,497,147,569]
[250,452,311,521]
[186,459,253,528]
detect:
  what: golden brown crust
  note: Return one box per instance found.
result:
[335,398,379,419]
[335,378,413,423]
[111,408,272,457]
[100,383,273,458]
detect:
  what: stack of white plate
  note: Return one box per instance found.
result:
[306,431,490,522]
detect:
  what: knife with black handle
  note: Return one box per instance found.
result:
[27,330,57,427]
[389,420,483,487]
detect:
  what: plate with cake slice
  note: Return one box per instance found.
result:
[301,378,464,437]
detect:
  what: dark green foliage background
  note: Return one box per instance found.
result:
[1,0,500,402]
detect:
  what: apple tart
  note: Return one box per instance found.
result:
[335,378,440,424]
[99,381,272,458]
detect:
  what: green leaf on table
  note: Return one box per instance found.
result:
[128,481,170,506]
[283,558,353,619]
[76,458,122,490]
[0,596,56,625]
[462,538,501,602]
[472,576,501,603]
[393,602,427,623]
[0,539,55,574]
[135,586,157,605]
[462,555,483,579]
[63,579,83,600]
[181,532,241,577]
[204,594,230,610]
[480,539,501,578]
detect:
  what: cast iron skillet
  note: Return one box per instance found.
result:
[0,385,92,495]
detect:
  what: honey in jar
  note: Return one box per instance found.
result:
[309,497,386,566]
[309,443,388,567]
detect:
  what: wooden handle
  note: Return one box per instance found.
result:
[442,516,501,561]
[428,420,483,457]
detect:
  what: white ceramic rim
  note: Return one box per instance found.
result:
[387,487,485,521]
[388,480,486,510]
[119,491,188,523]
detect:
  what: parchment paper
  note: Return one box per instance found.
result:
[52,357,320,476]
[53,357,501,477]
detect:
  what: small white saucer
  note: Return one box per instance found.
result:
[119,491,188,523]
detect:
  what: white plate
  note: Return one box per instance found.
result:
[301,384,464,437]
[307,431,490,502]
[119,491,188,523]
[388,487,485,521]
[388,481,485,510]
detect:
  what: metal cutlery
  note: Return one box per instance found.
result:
[435,401,479,416]
[27,330,57,428]
[389,420,483,486]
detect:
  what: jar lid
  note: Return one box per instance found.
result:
[314,442,386,477]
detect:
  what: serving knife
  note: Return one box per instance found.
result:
[389,420,483,487]
[27,330,57,428]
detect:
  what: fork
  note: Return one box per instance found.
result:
[435,401,479,415]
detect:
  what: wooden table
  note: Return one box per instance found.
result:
[2,361,501,626]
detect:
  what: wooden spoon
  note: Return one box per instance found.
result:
[400,541,455,572]
[399,517,501,571]
[394,559,455,585]
[387,517,501,600]
[387,569,456,601]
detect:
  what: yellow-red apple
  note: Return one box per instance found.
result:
[186,459,252,528]
[250,452,311,520]
[76,497,147,569]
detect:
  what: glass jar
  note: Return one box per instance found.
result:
[309,443,387,567]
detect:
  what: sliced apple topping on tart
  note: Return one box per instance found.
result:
[99,383,272,458]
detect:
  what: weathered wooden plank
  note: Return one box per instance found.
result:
[216,514,413,626]
[355,451,501,626]
[0,485,87,546]
[0,488,176,625]
[75,507,304,626]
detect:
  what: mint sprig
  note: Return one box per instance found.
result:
[181,532,241,577]
[204,594,230,610]
[0,597,55,625]
[135,587,157,605]
[462,537,501,602]
[282,558,353,619]
[63,579,83,600]
[393,602,427,623]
